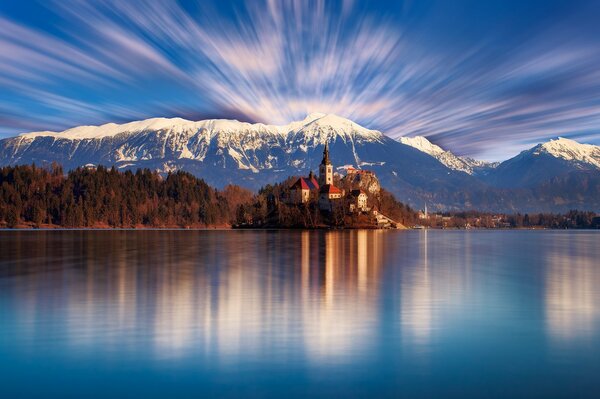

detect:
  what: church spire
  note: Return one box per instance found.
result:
[321,142,331,165]
[319,142,333,186]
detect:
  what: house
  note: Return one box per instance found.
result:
[288,171,319,204]
[348,189,368,213]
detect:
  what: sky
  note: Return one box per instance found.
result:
[1,0,599,160]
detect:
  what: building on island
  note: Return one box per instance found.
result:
[281,142,402,227]
[317,144,344,211]
[288,143,344,211]
[348,189,368,213]
[318,183,343,211]
[345,166,375,177]
[318,143,334,186]
[289,171,319,204]
[344,166,380,194]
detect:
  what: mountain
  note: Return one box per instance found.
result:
[486,137,600,188]
[0,113,485,210]
[1,115,598,212]
[397,136,498,175]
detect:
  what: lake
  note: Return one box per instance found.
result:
[0,230,599,398]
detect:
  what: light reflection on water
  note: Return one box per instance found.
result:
[545,237,600,342]
[0,230,599,397]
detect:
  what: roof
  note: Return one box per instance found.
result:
[319,184,342,194]
[346,167,373,175]
[291,176,319,190]
[350,189,367,197]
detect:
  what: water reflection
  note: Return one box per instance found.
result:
[301,231,383,361]
[401,230,433,346]
[545,235,600,342]
[2,230,600,397]
[1,231,389,362]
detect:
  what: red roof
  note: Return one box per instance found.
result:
[319,184,342,194]
[346,167,373,175]
[291,176,319,190]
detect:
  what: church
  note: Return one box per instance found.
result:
[288,143,343,211]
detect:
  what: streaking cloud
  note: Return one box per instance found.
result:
[0,0,599,160]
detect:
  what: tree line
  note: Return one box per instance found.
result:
[0,164,253,228]
[1,163,596,229]
[429,210,599,229]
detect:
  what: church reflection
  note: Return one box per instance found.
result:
[10,231,391,360]
[300,231,384,360]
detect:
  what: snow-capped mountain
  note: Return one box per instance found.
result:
[7,113,382,173]
[532,137,600,168]
[1,113,484,210]
[1,115,598,212]
[487,137,600,188]
[397,136,498,175]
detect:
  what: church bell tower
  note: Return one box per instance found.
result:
[319,143,333,186]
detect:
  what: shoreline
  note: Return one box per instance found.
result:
[0,226,597,231]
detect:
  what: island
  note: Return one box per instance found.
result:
[234,143,412,229]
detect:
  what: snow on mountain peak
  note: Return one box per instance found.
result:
[302,112,328,123]
[19,113,382,142]
[291,114,383,147]
[533,137,600,168]
[22,117,200,140]
[398,136,445,157]
[397,135,498,175]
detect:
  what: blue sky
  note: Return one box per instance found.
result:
[1,0,599,160]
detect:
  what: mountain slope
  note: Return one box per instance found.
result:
[486,137,600,188]
[397,136,498,175]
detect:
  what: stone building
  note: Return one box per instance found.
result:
[348,189,368,213]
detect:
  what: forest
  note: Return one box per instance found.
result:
[0,164,252,228]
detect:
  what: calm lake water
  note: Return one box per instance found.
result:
[0,230,599,398]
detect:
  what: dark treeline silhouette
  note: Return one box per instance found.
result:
[428,210,599,229]
[0,164,253,228]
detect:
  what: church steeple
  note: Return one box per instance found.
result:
[319,142,333,185]
[321,143,331,165]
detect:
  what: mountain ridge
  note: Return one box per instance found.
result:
[397,136,499,175]
[486,137,600,188]
[20,113,383,141]
[2,114,599,212]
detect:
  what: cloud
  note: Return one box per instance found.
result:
[0,0,599,160]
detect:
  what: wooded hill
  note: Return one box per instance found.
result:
[0,164,252,228]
